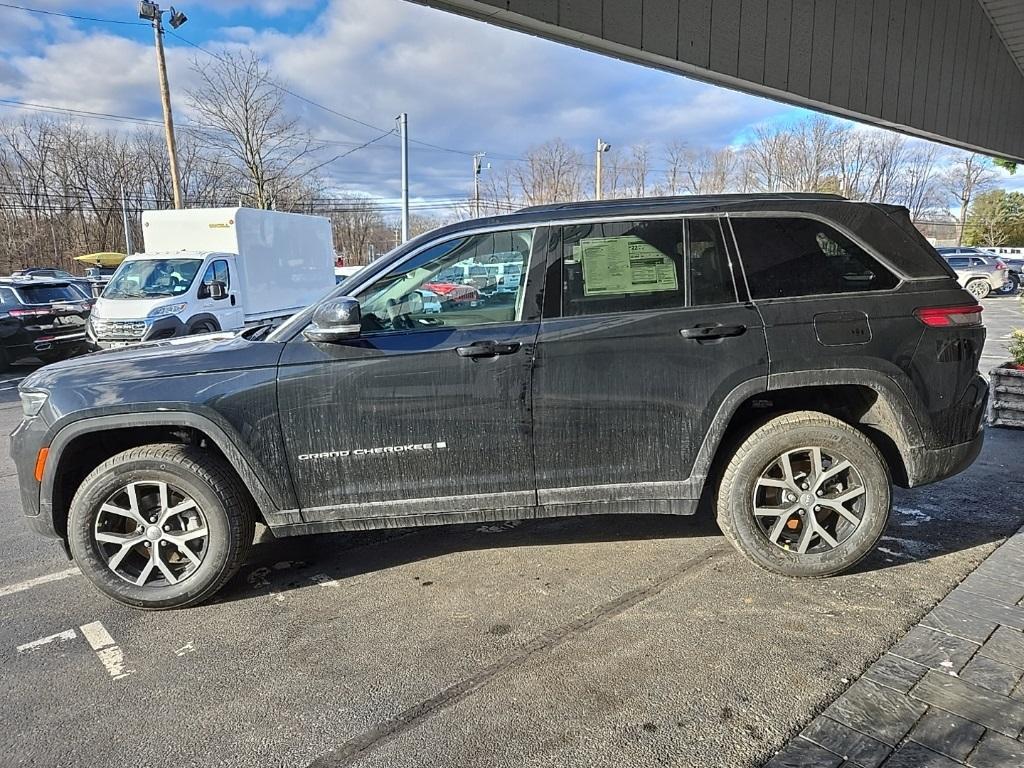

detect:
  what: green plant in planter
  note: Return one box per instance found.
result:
[1010,329,1024,368]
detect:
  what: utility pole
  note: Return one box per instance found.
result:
[139,2,188,209]
[121,184,133,255]
[398,113,409,243]
[472,153,487,218]
[595,139,611,200]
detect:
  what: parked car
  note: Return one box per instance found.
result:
[936,250,1009,298]
[335,265,363,285]
[936,247,1020,294]
[0,277,92,369]
[422,281,479,307]
[13,193,987,609]
[414,288,443,314]
[12,268,94,298]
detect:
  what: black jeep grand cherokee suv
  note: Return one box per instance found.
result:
[12,194,987,609]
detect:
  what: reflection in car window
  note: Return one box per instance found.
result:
[355,229,533,334]
[732,217,898,299]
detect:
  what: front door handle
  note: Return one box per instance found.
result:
[456,340,522,358]
[679,324,747,340]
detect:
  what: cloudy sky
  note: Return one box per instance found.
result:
[0,0,1014,209]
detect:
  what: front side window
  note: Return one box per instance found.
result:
[559,219,685,316]
[732,217,898,299]
[355,229,533,333]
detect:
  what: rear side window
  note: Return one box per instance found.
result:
[732,217,898,299]
[688,219,737,306]
[16,284,83,304]
[559,219,685,316]
[948,257,969,269]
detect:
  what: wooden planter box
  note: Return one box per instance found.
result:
[990,364,1024,428]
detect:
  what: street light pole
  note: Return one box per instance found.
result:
[472,153,487,217]
[139,2,188,209]
[398,112,409,243]
[595,139,611,200]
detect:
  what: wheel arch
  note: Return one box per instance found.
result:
[696,371,923,491]
[43,412,278,541]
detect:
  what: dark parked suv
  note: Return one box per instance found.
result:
[12,194,987,609]
[0,278,92,369]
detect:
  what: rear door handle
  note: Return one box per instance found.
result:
[456,340,522,358]
[679,324,747,340]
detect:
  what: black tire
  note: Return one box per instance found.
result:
[68,443,255,609]
[715,411,891,578]
[1003,273,1021,295]
[965,278,991,299]
[189,322,217,335]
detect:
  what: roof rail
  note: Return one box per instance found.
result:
[515,192,847,214]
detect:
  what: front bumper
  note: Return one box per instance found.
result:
[88,315,187,349]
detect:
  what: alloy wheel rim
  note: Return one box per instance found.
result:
[751,446,866,555]
[93,481,208,587]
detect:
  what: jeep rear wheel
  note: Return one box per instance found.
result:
[68,444,254,609]
[716,411,891,578]
[966,278,991,299]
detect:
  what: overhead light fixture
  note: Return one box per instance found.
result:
[138,1,160,21]
[168,7,188,28]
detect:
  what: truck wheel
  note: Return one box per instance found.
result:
[67,444,255,610]
[715,411,891,578]
[189,321,217,335]
[966,278,991,299]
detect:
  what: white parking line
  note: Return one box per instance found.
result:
[0,568,79,598]
[16,629,77,653]
[80,621,133,680]
[80,621,115,650]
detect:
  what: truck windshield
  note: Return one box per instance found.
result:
[103,258,203,299]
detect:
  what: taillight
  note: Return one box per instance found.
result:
[996,260,1008,269]
[914,305,983,327]
[9,308,51,317]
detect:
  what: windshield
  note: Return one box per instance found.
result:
[103,258,203,299]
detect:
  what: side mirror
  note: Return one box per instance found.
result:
[303,297,362,343]
[209,281,227,300]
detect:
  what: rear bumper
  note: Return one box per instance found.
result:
[904,429,984,488]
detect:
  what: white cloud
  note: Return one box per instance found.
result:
[0,0,797,203]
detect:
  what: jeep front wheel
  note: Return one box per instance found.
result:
[716,411,891,578]
[68,444,254,609]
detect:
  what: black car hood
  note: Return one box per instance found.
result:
[20,333,285,392]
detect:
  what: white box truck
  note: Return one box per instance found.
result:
[88,207,335,348]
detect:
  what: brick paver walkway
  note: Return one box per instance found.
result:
[766,526,1024,768]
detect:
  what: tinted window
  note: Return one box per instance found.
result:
[559,219,684,316]
[947,257,969,268]
[732,217,898,299]
[688,219,737,306]
[0,287,15,305]
[17,284,83,304]
[356,229,533,333]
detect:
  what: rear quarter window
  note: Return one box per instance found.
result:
[731,217,898,299]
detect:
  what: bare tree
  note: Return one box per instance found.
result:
[944,153,998,245]
[507,139,588,205]
[329,194,389,265]
[187,51,323,209]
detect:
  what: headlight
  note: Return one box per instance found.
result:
[20,390,48,419]
[147,303,188,319]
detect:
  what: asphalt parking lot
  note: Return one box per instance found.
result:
[2,296,1023,768]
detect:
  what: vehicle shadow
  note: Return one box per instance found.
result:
[212,483,1022,606]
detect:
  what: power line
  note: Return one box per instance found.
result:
[0,2,148,26]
